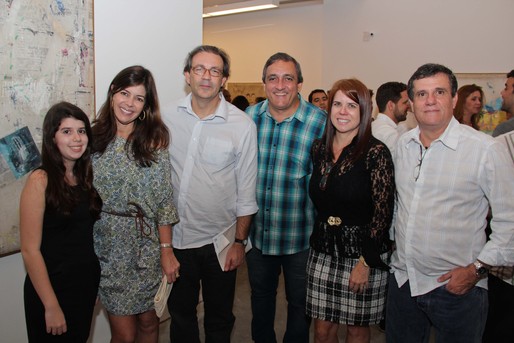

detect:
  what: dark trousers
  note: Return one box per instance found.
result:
[386,275,488,343]
[483,274,514,343]
[168,244,237,343]
[246,248,310,343]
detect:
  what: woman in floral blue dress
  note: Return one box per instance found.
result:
[92,66,179,342]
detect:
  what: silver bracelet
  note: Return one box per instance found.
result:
[160,243,173,249]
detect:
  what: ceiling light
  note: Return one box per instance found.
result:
[203,0,280,18]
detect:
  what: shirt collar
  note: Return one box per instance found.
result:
[376,113,398,127]
[405,116,461,151]
[178,93,228,121]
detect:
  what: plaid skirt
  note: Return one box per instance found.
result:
[306,249,389,325]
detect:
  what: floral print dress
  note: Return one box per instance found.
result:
[93,136,178,315]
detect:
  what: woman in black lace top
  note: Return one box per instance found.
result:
[306,79,395,343]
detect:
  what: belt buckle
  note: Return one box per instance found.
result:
[327,216,342,226]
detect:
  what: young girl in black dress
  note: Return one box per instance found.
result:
[20,102,102,342]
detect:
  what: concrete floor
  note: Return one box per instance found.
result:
[158,261,390,342]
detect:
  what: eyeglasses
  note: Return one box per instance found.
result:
[191,66,223,78]
[413,145,428,182]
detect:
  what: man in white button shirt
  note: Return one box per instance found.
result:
[483,73,514,342]
[371,82,411,158]
[162,45,258,343]
[386,63,514,343]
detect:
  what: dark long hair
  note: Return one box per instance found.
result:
[92,65,169,167]
[323,78,373,163]
[41,101,102,217]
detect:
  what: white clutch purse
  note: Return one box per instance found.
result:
[154,275,173,317]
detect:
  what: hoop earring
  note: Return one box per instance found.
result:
[139,110,147,121]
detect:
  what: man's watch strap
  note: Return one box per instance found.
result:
[234,238,248,246]
[473,260,489,279]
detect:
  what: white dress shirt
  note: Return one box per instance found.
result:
[162,93,258,249]
[371,113,404,158]
[495,131,514,285]
[391,117,514,296]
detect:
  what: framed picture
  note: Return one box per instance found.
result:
[227,82,266,105]
[455,73,507,134]
[0,0,94,256]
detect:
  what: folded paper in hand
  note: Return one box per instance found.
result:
[212,222,252,270]
[154,275,173,317]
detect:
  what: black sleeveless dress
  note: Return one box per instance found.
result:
[24,187,100,342]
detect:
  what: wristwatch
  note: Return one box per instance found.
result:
[473,260,488,279]
[234,238,248,247]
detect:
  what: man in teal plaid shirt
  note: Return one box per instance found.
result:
[245,52,326,343]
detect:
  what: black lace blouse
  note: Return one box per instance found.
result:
[308,136,395,269]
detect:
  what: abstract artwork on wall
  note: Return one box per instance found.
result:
[0,0,94,256]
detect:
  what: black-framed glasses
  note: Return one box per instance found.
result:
[191,66,223,78]
[413,145,428,182]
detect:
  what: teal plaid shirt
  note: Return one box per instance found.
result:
[246,95,326,255]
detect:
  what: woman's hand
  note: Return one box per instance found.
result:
[45,305,67,335]
[348,259,370,294]
[161,248,180,283]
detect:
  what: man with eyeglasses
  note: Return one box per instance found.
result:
[162,45,258,342]
[245,52,325,343]
[386,63,514,343]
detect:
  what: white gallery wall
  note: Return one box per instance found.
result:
[204,0,514,98]
[204,3,325,100]
[94,0,201,112]
[0,1,201,342]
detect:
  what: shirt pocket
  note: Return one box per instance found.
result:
[200,137,235,169]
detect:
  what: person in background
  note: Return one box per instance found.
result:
[371,81,410,331]
[387,63,514,343]
[92,65,179,343]
[309,88,329,112]
[483,145,514,342]
[453,84,484,130]
[255,96,267,104]
[245,52,326,343]
[232,94,250,111]
[372,81,411,157]
[21,101,103,342]
[492,70,514,137]
[307,79,395,343]
[483,71,514,342]
[163,45,258,343]
[222,88,232,103]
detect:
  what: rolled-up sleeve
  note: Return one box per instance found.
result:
[235,121,258,217]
